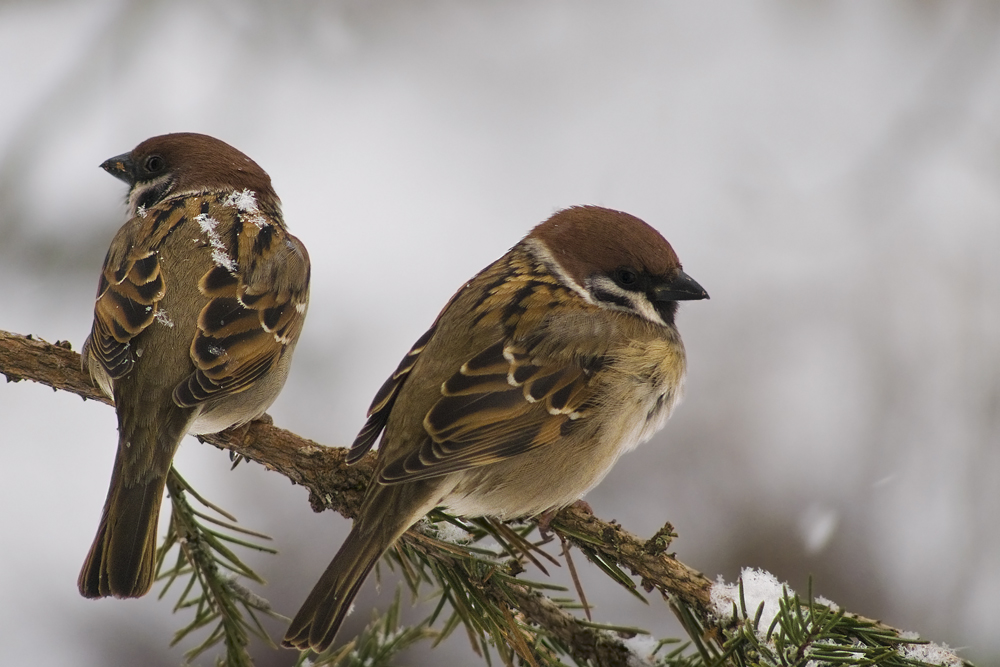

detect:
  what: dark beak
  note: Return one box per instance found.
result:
[652,270,709,302]
[100,152,136,185]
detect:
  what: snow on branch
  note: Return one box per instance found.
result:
[0,329,970,667]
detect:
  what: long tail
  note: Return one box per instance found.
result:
[283,525,389,652]
[283,481,440,652]
[77,458,167,598]
[78,399,188,599]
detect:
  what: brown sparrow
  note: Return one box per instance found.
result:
[283,205,707,651]
[79,133,310,599]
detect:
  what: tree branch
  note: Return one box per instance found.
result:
[0,328,717,665]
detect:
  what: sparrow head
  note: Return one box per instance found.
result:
[100,132,278,217]
[529,205,708,326]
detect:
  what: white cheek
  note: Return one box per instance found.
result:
[585,275,668,327]
[125,174,173,218]
[629,295,667,328]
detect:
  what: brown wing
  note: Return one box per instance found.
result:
[346,285,472,463]
[347,325,436,464]
[378,339,596,483]
[88,248,165,381]
[173,227,310,407]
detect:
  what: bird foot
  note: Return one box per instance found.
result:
[222,413,273,468]
[536,499,593,538]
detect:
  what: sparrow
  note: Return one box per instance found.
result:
[283,205,707,651]
[79,133,310,599]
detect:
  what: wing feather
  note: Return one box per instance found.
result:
[88,248,166,381]
[347,326,436,464]
[86,191,309,408]
[173,209,309,407]
[378,340,595,483]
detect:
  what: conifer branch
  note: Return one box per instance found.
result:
[0,329,714,614]
[0,329,975,667]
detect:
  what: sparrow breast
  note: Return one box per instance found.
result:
[416,239,689,519]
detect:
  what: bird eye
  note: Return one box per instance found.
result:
[613,268,638,287]
[144,155,165,173]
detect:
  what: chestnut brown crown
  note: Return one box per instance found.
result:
[529,206,708,326]
[100,132,279,215]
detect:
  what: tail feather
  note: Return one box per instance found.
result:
[283,527,387,652]
[284,480,442,652]
[78,402,186,599]
[78,469,167,598]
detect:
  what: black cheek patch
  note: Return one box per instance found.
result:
[136,180,172,211]
[591,286,631,309]
[653,300,678,325]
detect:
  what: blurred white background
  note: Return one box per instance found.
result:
[1,1,998,664]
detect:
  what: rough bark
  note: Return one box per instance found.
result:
[1,328,715,666]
